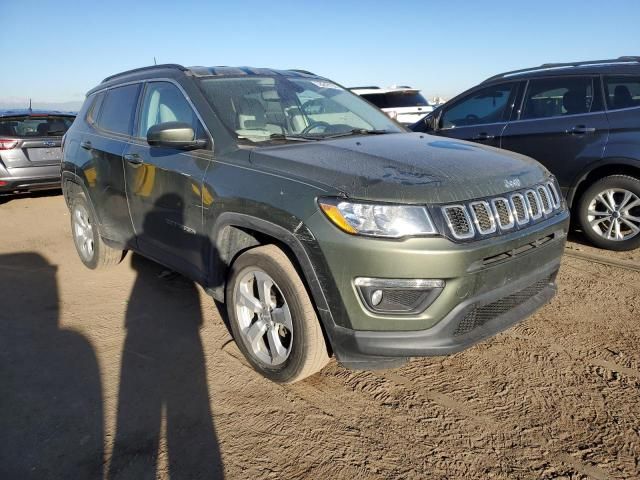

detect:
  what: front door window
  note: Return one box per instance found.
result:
[441,83,516,129]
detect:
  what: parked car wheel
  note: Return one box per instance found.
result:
[226,244,329,383]
[578,175,640,251]
[70,191,126,269]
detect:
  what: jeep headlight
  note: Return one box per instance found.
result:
[318,198,437,238]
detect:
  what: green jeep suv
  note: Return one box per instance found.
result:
[61,64,569,383]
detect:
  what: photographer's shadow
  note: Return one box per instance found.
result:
[0,253,103,479]
[109,193,223,479]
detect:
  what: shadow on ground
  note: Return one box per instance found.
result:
[0,189,62,205]
[0,252,104,479]
[0,249,224,479]
[108,254,223,479]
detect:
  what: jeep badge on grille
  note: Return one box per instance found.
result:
[505,178,522,189]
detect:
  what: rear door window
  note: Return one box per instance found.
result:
[96,84,140,135]
[86,93,105,125]
[521,76,602,120]
[441,83,516,128]
[604,76,640,110]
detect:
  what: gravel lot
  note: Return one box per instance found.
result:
[1,192,639,480]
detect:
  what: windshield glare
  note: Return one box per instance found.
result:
[198,76,403,143]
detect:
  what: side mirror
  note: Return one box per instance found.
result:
[412,113,435,133]
[146,121,207,149]
[425,112,440,132]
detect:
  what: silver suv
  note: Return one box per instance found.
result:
[0,109,75,196]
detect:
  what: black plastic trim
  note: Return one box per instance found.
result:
[330,259,560,366]
[209,212,344,347]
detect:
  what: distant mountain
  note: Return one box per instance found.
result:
[0,99,83,112]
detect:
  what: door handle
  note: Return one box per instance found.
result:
[568,125,596,134]
[471,132,495,141]
[80,141,92,150]
[124,153,143,165]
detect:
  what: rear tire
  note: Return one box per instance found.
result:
[226,244,329,383]
[578,175,640,251]
[69,191,126,269]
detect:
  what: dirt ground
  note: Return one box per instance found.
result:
[1,191,639,480]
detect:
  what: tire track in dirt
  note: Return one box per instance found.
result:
[378,369,610,480]
[219,341,528,479]
[564,249,640,273]
[507,331,640,381]
[222,337,615,479]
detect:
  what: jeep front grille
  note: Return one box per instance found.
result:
[511,193,529,225]
[469,201,496,234]
[526,190,542,219]
[440,182,563,241]
[442,205,474,239]
[546,181,561,209]
[492,198,514,230]
[537,186,552,214]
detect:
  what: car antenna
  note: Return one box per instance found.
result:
[154,56,157,65]
[28,98,32,113]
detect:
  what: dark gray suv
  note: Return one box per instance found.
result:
[413,57,640,251]
[61,64,568,383]
[0,109,75,196]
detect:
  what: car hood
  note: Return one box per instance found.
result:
[249,132,549,204]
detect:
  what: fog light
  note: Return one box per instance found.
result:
[354,278,445,315]
[371,289,383,306]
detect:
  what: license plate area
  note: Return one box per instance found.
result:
[27,147,62,163]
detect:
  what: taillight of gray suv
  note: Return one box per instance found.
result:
[413,56,640,251]
[0,110,75,196]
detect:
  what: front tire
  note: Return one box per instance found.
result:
[70,191,126,269]
[226,244,329,383]
[578,175,640,251]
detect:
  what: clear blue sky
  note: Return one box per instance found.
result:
[1,0,639,106]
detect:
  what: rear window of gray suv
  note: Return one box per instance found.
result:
[0,115,74,137]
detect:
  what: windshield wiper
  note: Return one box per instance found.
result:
[319,128,391,139]
[268,133,318,142]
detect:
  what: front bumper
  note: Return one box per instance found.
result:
[330,259,558,367]
[304,208,569,368]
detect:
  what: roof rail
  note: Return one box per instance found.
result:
[483,56,640,83]
[288,69,317,76]
[350,86,380,90]
[101,64,188,83]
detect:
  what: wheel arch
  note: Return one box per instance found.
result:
[567,158,640,208]
[61,172,105,235]
[208,212,337,352]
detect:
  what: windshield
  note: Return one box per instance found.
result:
[361,92,430,109]
[0,115,74,137]
[198,76,403,143]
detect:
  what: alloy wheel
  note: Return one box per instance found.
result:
[587,188,640,242]
[73,204,95,261]
[234,268,293,366]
